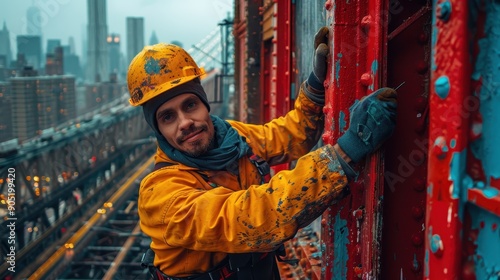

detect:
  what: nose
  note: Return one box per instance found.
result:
[178,113,194,131]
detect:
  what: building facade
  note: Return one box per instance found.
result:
[0,82,13,142]
[17,35,42,70]
[126,17,144,65]
[86,0,109,83]
[10,75,76,142]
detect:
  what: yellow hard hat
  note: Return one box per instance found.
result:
[127,43,205,106]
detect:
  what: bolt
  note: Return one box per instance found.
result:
[430,234,444,257]
[414,96,427,113]
[353,209,364,220]
[361,16,371,31]
[433,136,448,160]
[411,206,424,220]
[418,33,428,44]
[435,76,450,99]
[416,60,429,74]
[353,266,363,278]
[437,1,452,22]
[412,233,424,246]
[360,73,372,87]
[414,178,426,192]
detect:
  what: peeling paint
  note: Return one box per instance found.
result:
[474,0,500,182]
[449,150,467,200]
[483,187,499,198]
[424,249,430,278]
[339,110,346,133]
[144,57,161,74]
[333,212,349,280]
[413,254,419,271]
[469,205,500,279]
[369,60,378,91]
[335,53,342,87]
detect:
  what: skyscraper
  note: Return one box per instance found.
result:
[46,46,64,75]
[26,5,43,36]
[107,33,121,77]
[126,17,144,64]
[17,35,42,70]
[0,22,12,67]
[46,39,62,55]
[0,82,13,142]
[10,74,76,142]
[86,0,109,83]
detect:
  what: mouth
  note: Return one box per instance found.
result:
[180,129,204,143]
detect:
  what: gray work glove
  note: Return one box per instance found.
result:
[307,26,329,92]
[337,88,398,163]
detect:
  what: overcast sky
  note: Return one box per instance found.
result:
[0,0,233,57]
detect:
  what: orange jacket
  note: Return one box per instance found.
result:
[138,83,348,276]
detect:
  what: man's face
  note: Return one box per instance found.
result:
[156,93,214,157]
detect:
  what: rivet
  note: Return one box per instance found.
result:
[411,233,424,246]
[430,234,444,256]
[360,73,372,86]
[437,1,452,22]
[414,178,426,192]
[411,206,424,219]
[414,96,427,113]
[361,16,371,31]
[353,266,363,278]
[418,33,428,44]
[416,60,428,74]
[353,209,364,220]
[433,136,448,159]
[435,76,450,99]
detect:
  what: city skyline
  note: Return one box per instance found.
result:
[0,0,233,59]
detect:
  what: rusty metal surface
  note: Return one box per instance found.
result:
[381,1,432,279]
[322,0,387,278]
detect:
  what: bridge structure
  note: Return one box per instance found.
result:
[0,24,232,278]
[0,95,155,278]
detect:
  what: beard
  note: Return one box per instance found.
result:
[179,124,216,157]
[184,135,215,157]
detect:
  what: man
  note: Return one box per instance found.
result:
[127,27,397,279]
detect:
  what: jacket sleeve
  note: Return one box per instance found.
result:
[138,144,347,253]
[228,82,324,166]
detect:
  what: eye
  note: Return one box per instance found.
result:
[160,112,174,123]
[186,100,197,110]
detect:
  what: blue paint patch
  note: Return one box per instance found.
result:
[430,0,439,71]
[474,0,500,183]
[430,234,442,253]
[450,139,457,149]
[369,60,378,90]
[450,150,467,200]
[450,150,468,221]
[144,57,161,74]
[469,205,500,279]
[413,254,419,271]
[483,187,499,198]
[339,111,347,133]
[335,53,342,87]
[424,250,430,278]
[434,76,450,99]
[333,212,349,280]
[427,183,433,197]
[437,1,452,22]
